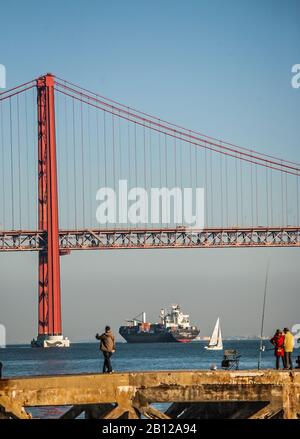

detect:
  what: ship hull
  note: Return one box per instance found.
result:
[119,327,199,343]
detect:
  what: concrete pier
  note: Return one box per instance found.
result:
[0,370,299,419]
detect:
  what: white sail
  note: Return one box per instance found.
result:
[205,318,223,350]
[217,323,223,349]
[208,318,220,347]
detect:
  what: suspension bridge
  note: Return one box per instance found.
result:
[0,73,299,347]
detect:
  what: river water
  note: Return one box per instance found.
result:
[0,340,287,418]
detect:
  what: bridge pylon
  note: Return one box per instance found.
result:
[31,74,69,348]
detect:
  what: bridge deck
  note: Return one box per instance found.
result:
[1,227,300,251]
[0,369,299,419]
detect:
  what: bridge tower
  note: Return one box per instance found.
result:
[31,74,69,348]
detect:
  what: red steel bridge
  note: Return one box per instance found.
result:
[0,73,299,345]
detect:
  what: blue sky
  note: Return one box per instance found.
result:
[1,0,300,342]
[2,0,299,159]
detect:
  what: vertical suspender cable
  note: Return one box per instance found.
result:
[103,111,107,192]
[25,92,30,228]
[255,164,258,226]
[159,128,162,190]
[159,130,162,228]
[80,96,85,228]
[9,99,14,230]
[87,102,92,226]
[149,125,153,227]
[112,113,116,192]
[297,175,299,226]
[281,161,284,226]
[179,136,183,190]
[56,94,62,222]
[179,136,183,227]
[173,137,176,192]
[127,111,131,192]
[17,94,22,229]
[65,90,70,228]
[235,154,239,226]
[96,105,100,187]
[0,102,5,229]
[118,112,122,227]
[119,110,122,180]
[143,123,146,228]
[220,146,223,226]
[32,88,37,229]
[194,131,198,189]
[250,151,254,227]
[151,125,154,227]
[225,154,229,227]
[266,167,269,226]
[165,134,168,189]
[189,135,192,190]
[285,173,288,226]
[204,145,208,227]
[240,153,243,226]
[112,113,116,227]
[134,122,137,190]
[174,137,177,201]
[103,111,107,226]
[210,150,213,226]
[165,134,168,228]
[270,169,273,226]
[72,98,77,229]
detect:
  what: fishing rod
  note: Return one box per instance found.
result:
[258,258,270,370]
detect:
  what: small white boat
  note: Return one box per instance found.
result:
[205,318,223,350]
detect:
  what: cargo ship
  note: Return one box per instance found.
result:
[119,304,200,343]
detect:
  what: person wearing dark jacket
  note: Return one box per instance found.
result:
[270,329,285,369]
[95,326,116,373]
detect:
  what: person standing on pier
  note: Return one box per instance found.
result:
[96,326,116,373]
[270,329,285,369]
[283,328,294,370]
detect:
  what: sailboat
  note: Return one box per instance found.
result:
[205,318,223,350]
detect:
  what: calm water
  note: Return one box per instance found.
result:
[0,340,282,418]
[0,340,277,377]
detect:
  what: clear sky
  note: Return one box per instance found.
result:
[0,0,299,343]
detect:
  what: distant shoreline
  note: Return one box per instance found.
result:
[2,338,271,347]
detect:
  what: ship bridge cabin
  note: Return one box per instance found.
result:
[161,304,191,329]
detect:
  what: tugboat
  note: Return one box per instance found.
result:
[119,304,200,343]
